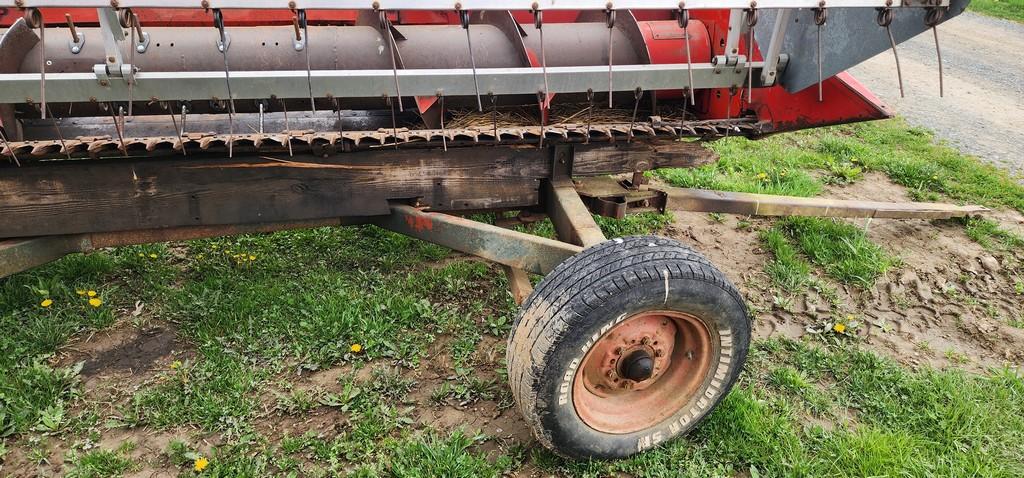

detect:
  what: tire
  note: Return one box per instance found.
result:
[507,235,750,459]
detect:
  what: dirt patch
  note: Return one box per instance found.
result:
[665,174,1024,372]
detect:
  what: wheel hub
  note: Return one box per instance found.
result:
[572,310,715,434]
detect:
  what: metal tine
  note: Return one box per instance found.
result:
[489,92,498,145]
[813,4,827,102]
[165,102,186,157]
[678,88,688,140]
[279,96,294,157]
[628,87,642,143]
[536,91,546,148]
[458,7,483,112]
[45,104,71,160]
[108,103,128,157]
[121,10,141,117]
[24,9,47,120]
[677,6,695,106]
[925,6,945,97]
[744,4,758,104]
[212,9,236,157]
[294,9,317,112]
[65,13,80,45]
[725,86,736,138]
[387,95,399,150]
[533,6,548,148]
[439,93,448,152]
[876,7,905,98]
[329,94,344,136]
[585,88,594,144]
[533,6,549,114]
[606,6,615,109]
[379,10,404,112]
[258,100,265,134]
[0,127,20,167]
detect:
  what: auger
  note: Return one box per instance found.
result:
[0,0,976,460]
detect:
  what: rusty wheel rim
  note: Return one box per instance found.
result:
[572,310,715,434]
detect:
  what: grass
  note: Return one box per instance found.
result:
[545,339,1024,478]
[760,217,897,289]
[657,119,1024,214]
[963,217,1024,250]
[969,0,1024,22]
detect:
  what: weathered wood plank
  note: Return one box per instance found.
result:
[0,142,716,239]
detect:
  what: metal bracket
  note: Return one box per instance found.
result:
[760,9,792,86]
[93,8,135,85]
[216,32,231,53]
[134,31,150,53]
[69,32,85,54]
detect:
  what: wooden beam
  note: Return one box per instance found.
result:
[545,178,607,248]
[0,141,713,240]
[661,187,988,219]
[573,177,987,220]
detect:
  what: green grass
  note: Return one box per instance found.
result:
[969,0,1024,22]
[761,217,897,288]
[657,119,1024,214]
[544,339,1024,478]
[963,217,1024,251]
[65,442,136,478]
[760,227,813,291]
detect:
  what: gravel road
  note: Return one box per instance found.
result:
[848,12,1024,179]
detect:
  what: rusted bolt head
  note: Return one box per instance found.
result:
[655,349,665,357]
[110,0,119,7]
[641,336,651,345]
[614,347,623,355]
[201,0,209,8]
[98,80,109,86]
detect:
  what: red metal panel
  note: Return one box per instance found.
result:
[750,72,891,133]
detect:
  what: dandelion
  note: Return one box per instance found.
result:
[76,289,86,296]
[137,252,145,258]
[756,172,768,180]
[87,290,97,297]
[194,456,209,472]
[170,360,182,370]
[350,343,363,353]
[833,323,847,334]
[249,255,256,261]
[40,298,53,308]
[148,253,158,259]
[88,298,102,308]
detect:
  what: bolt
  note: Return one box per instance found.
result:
[110,0,119,7]
[641,336,651,345]
[686,350,694,360]
[614,347,623,355]
[201,0,209,8]
[655,349,665,357]
[99,80,109,86]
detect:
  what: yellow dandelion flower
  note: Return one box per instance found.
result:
[248,255,256,261]
[194,456,209,472]
[76,289,86,296]
[87,290,97,297]
[148,253,158,259]
[138,252,145,257]
[88,298,102,308]
[756,172,768,180]
[833,323,847,334]
[170,360,182,370]
[40,298,53,308]
[350,344,363,353]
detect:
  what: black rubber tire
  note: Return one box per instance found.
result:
[506,235,750,459]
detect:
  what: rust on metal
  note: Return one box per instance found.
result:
[573,310,714,434]
[501,265,534,305]
[545,178,607,248]
[373,204,582,275]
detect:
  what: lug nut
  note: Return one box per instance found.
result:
[655,349,665,357]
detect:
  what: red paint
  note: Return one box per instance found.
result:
[405,215,434,233]
[0,6,888,131]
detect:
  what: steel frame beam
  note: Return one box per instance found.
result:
[0,0,950,9]
[0,63,764,104]
[372,204,582,275]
